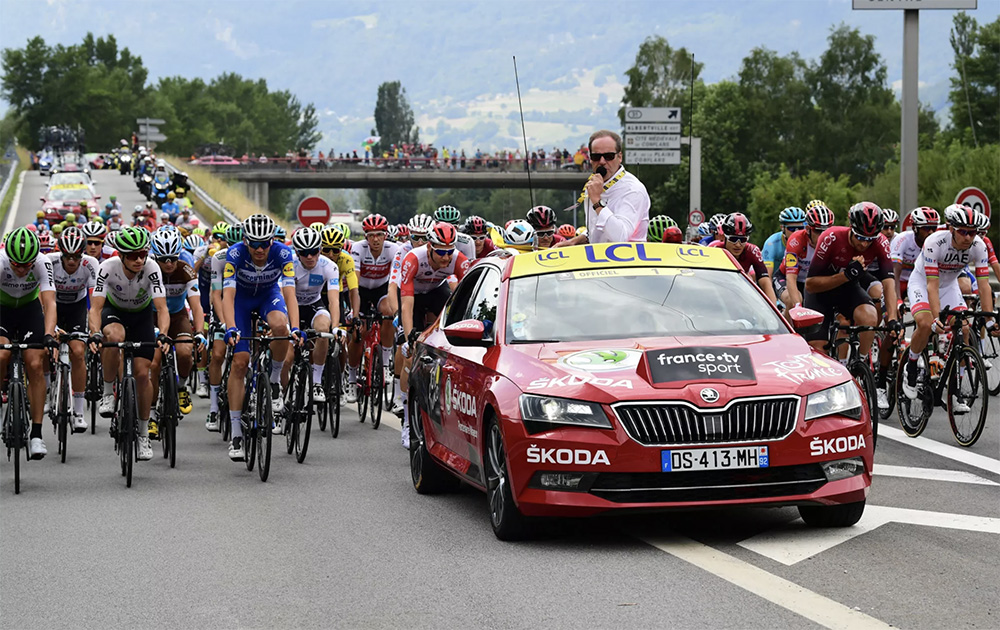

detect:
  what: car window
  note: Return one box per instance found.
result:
[465,268,500,336]
[443,267,484,327]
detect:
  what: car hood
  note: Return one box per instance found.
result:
[509,334,851,405]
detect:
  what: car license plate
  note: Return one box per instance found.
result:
[661,446,769,472]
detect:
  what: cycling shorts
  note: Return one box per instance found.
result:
[774,277,804,301]
[358,282,389,316]
[168,310,194,339]
[56,298,88,336]
[199,277,211,316]
[0,299,44,343]
[101,303,156,361]
[299,302,330,330]
[232,285,287,354]
[906,274,966,315]
[411,284,451,331]
[857,271,882,294]
[802,283,873,343]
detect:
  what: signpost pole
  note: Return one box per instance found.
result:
[901,9,919,215]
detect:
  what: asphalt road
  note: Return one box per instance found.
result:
[1,168,998,630]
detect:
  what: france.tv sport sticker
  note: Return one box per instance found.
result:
[645,347,755,385]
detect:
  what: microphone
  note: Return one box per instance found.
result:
[596,166,607,177]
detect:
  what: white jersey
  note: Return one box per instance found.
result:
[389,242,413,287]
[210,248,229,293]
[47,252,98,304]
[912,230,989,285]
[889,231,923,283]
[0,251,55,308]
[350,240,399,289]
[93,256,166,312]
[398,245,471,296]
[293,255,340,305]
[455,232,476,261]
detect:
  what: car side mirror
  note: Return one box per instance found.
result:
[40,197,46,202]
[443,319,490,346]
[789,305,824,336]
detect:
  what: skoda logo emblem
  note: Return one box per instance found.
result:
[700,388,720,403]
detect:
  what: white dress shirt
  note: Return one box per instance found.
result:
[585,166,650,243]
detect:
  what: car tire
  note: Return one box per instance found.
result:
[798,500,866,528]
[409,396,459,495]
[485,414,533,541]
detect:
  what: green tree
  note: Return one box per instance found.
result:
[746,170,861,243]
[948,13,999,146]
[368,81,420,220]
[619,35,702,127]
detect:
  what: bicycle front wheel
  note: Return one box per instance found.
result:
[896,350,932,438]
[370,349,383,429]
[243,373,257,472]
[121,378,137,488]
[57,366,70,464]
[295,364,312,464]
[848,361,878,446]
[979,332,1000,396]
[329,353,341,439]
[8,383,27,494]
[161,367,179,468]
[947,346,989,447]
[258,375,273,482]
[357,351,369,422]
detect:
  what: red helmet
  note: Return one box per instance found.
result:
[662,226,683,244]
[526,205,556,230]
[557,224,576,239]
[428,221,458,247]
[849,202,884,238]
[362,213,389,233]
[464,215,488,236]
[805,203,834,230]
[142,208,154,217]
[26,224,38,232]
[721,213,753,238]
[908,206,939,228]
[396,224,410,238]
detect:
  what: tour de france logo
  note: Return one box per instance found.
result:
[557,349,642,373]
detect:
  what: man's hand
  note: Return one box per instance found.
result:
[156,333,172,353]
[584,174,604,208]
[844,260,864,281]
[887,319,902,338]
[88,332,104,354]
[224,327,240,347]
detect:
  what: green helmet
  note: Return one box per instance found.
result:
[212,221,230,238]
[333,222,351,240]
[647,215,678,242]
[224,224,244,245]
[434,205,461,225]
[115,226,151,252]
[5,227,41,265]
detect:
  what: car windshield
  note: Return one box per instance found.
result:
[506,267,787,343]
[50,174,90,187]
[47,187,91,202]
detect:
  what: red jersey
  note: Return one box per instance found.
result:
[708,241,767,278]
[778,229,817,277]
[808,226,891,281]
[399,246,471,297]
[983,236,997,265]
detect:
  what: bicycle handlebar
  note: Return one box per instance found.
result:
[0,342,51,350]
[834,324,898,334]
[939,308,997,319]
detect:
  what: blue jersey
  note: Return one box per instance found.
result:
[223,242,296,295]
[761,231,785,277]
[698,234,716,246]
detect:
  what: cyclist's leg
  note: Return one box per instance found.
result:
[226,293,256,440]
[101,305,125,388]
[377,292,395,369]
[59,298,89,419]
[24,348,47,427]
[260,287,291,389]
[170,311,194,381]
[209,335,226,419]
[308,306,331,380]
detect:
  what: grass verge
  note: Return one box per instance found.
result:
[0,146,30,228]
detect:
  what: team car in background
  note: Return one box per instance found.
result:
[406,242,874,540]
[40,184,100,222]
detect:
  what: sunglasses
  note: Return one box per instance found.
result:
[472,235,488,241]
[591,152,618,162]
[247,239,272,250]
[10,259,34,269]
[86,240,104,247]
[298,248,320,257]
[123,250,148,261]
[155,256,178,264]
[366,231,386,238]
[410,235,428,243]
[433,248,455,258]
[62,253,83,261]
[726,235,748,244]
[322,247,341,255]
[536,230,555,238]
[852,232,879,242]
[784,225,805,232]
[916,225,937,232]
[954,228,977,238]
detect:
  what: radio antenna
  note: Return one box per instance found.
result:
[513,56,536,210]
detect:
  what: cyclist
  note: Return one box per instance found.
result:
[387,224,400,243]
[397,222,472,447]
[396,224,410,245]
[434,205,476,260]
[902,205,997,400]
[48,227,98,432]
[761,207,806,278]
[647,215,678,243]
[803,203,900,375]
[205,224,243,432]
[777,201,835,310]
[526,205,565,249]
[33,210,50,231]
[109,194,122,213]
[190,223,227,397]
[148,230,205,433]
[89,226,171,462]
[161,192,179,217]
[291,227,340,404]
[891,207,939,302]
[880,208,899,242]
[0,227,58,459]
[346,214,399,403]
[107,208,124,232]
[81,221,113,261]
[558,224,577,240]
[698,214,727,246]
[221,214,301,461]
[504,219,536,252]
[320,223,360,326]
[274,225,288,246]
[708,213,776,303]
[463,215,497,259]
[661,226,684,244]
[38,231,56,254]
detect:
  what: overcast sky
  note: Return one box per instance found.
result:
[2,0,997,152]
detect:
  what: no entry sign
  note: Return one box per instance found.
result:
[297,196,331,226]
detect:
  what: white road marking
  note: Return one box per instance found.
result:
[879,424,1000,475]
[3,170,27,235]
[640,534,893,630]
[874,463,998,485]
[738,505,1000,565]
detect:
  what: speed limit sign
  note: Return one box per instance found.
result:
[955,187,991,218]
[689,209,705,226]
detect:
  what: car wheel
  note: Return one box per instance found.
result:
[798,500,866,528]
[485,414,532,541]
[409,396,459,495]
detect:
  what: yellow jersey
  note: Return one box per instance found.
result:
[333,251,358,291]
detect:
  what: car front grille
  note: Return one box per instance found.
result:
[613,396,799,446]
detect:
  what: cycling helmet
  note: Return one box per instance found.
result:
[848,202,884,238]
[65,212,76,224]
[151,229,182,258]
[428,222,458,247]
[167,192,176,200]
[708,213,727,230]
[292,226,322,251]
[182,234,203,252]
[576,226,588,237]
[779,206,806,225]
[909,206,939,228]
[805,202,834,229]
[160,212,170,222]
[5,227,41,264]
[110,208,121,217]
[973,209,990,232]
[464,216,488,236]
[175,187,185,195]
[697,223,712,237]
[408,213,435,235]
[105,203,114,211]
[333,222,351,239]
[91,215,104,224]
[243,213,276,241]
[105,232,117,249]
[192,226,207,238]
[115,226,151,253]
[273,225,285,240]
[386,225,400,241]
[309,222,326,232]
[212,221,229,239]
[109,195,117,202]
[944,203,977,229]
[36,210,45,219]
[881,208,899,226]
[396,224,410,239]
[26,224,37,232]
[434,205,461,225]
[505,220,535,247]
[662,226,684,244]
[38,231,54,251]
[362,213,389,233]
[526,205,557,230]
[321,224,346,249]
[224,224,244,245]
[647,215,678,242]
[51,224,64,235]
[558,224,576,239]
[722,213,753,237]
[81,221,106,238]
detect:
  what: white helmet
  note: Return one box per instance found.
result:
[243,213,276,241]
[291,226,322,251]
[182,234,203,252]
[408,213,435,235]
[156,159,166,168]
[151,229,181,258]
[505,219,535,247]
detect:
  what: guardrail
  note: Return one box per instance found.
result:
[162,159,241,226]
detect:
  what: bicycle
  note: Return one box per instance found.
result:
[283,332,316,464]
[896,308,992,446]
[829,322,893,446]
[963,292,1000,397]
[1,340,50,494]
[85,345,101,434]
[239,331,295,482]
[49,331,88,464]
[154,338,195,469]
[316,328,345,439]
[101,340,159,489]
[355,306,391,430]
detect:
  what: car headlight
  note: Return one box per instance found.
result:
[804,382,863,421]
[518,394,612,429]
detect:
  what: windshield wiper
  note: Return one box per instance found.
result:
[510,339,560,344]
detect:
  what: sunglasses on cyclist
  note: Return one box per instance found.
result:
[62,253,83,261]
[86,240,104,247]
[536,230,555,238]
[246,239,272,250]
[298,248,320,257]
[726,235,748,244]
[155,256,178,264]
[851,232,879,242]
[954,228,978,238]
[591,152,618,163]
[322,247,341,255]
[410,234,428,242]
[784,225,805,232]
[366,231,386,238]
[123,250,148,261]
[472,235,488,241]
[9,259,34,269]
[433,248,455,258]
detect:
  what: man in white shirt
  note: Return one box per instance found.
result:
[558,130,650,245]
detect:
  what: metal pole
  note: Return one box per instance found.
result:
[900,10,919,214]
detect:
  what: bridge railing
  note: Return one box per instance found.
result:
[192,155,592,173]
